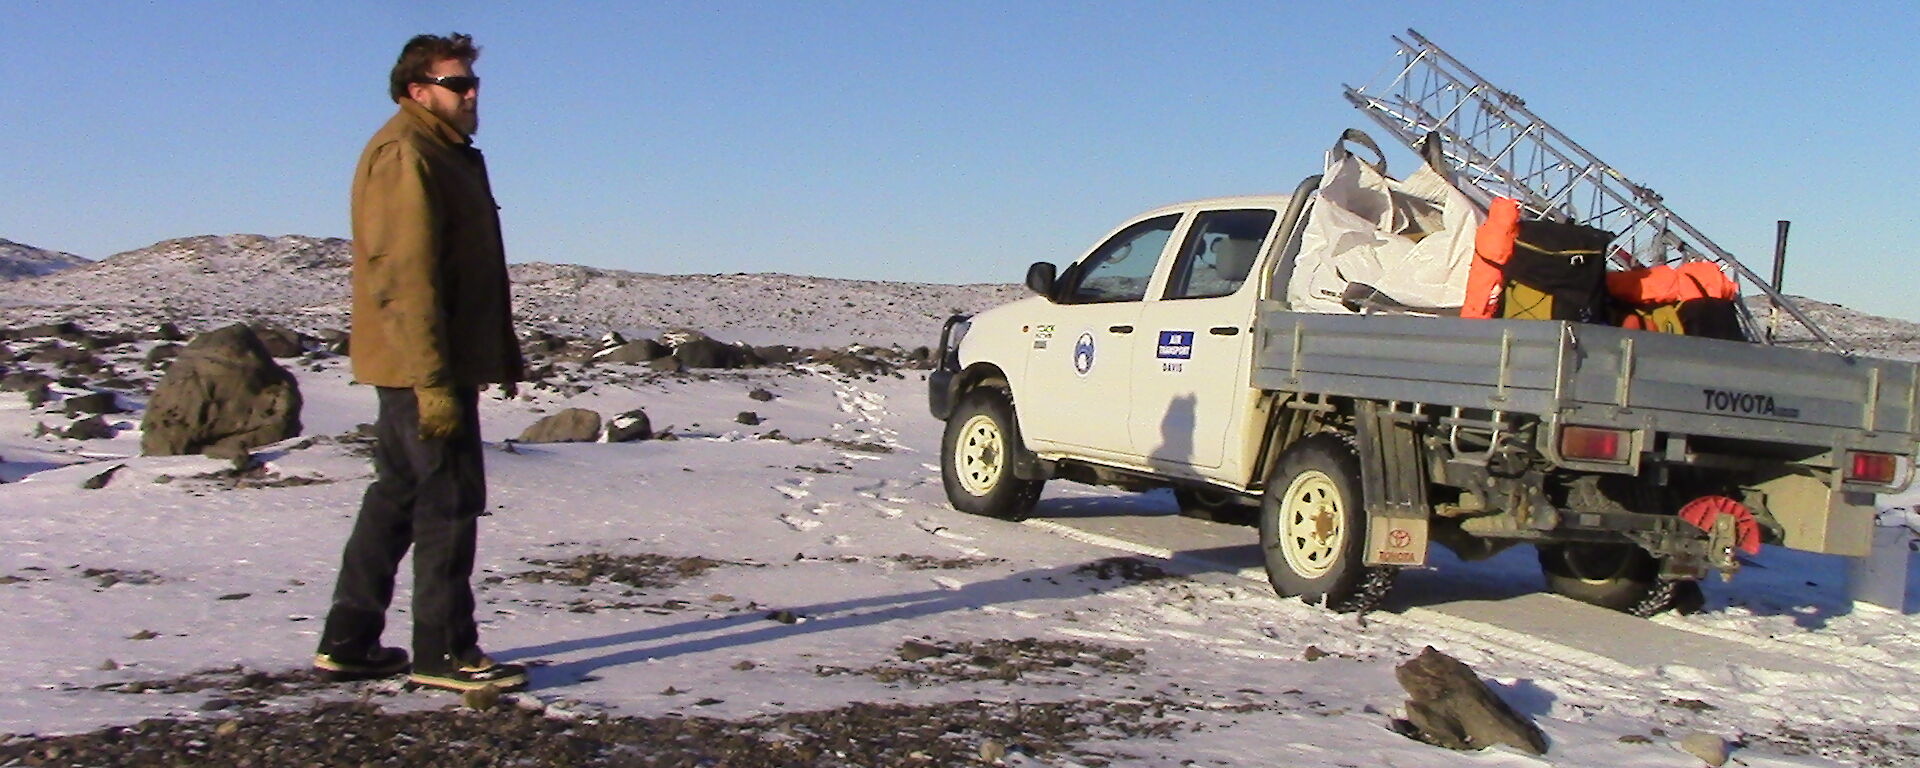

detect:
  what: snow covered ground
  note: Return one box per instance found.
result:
[3,341,1917,766]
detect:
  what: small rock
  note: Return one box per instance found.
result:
[1618,734,1652,744]
[1303,645,1329,661]
[731,660,756,671]
[979,739,1007,763]
[736,411,762,426]
[145,343,183,368]
[694,697,723,706]
[128,629,159,640]
[201,697,235,711]
[80,463,125,489]
[748,388,775,402]
[217,592,251,601]
[462,684,502,711]
[62,392,123,416]
[660,686,684,696]
[99,658,119,670]
[214,719,241,737]
[766,610,801,624]
[899,640,948,661]
[65,415,116,441]
[1677,732,1729,766]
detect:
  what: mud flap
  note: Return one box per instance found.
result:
[1355,400,1431,567]
[1366,515,1429,566]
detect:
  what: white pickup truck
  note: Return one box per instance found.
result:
[928,174,1919,614]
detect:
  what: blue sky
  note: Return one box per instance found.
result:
[5,2,1917,319]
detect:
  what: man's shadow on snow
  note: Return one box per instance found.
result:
[500,540,1247,690]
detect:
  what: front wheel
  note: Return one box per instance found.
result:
[941,388,1043,520]
[1259,433,1383,611]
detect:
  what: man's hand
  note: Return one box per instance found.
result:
[416,385,462,439]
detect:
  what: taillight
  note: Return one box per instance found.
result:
[1560,426,1631,462]
[1846,451,1901,485]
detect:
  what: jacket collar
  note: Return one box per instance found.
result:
[397,99,471,146]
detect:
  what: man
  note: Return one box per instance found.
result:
[314,32,527,693]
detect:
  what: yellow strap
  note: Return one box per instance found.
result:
[1513,239,1605,257]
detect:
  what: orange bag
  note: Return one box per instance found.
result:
[1605,261,1736,304]
[1460,197,1520,319]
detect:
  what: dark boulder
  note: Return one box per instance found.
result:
[17,322,84,341]
[151,322,187,342]
[1,371,52,392]
[316,329,349,355]
[140,324,302,456]
[596,339,669,364]
[65,415,117,440]
[63,392,123,416]
[145,343,183,368]
[28,343,95,366]
[248,325,306,358]
[672,334,760,370]
[518,408,602,443]
[605,409,653,443]
[1393,647,1547,755]
[752,345,802,364]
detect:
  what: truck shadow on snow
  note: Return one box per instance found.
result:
[1022,493,1899,628]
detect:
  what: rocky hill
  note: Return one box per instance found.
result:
[0,238,90,281]
[5,232,1916,357]
[0,235,1026,348]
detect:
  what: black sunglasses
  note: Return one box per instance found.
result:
[417,75,480,93]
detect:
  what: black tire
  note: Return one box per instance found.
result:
[1174,487,1257,525]
[1537,543,1660,612]
[1259,433,1372,609]
[940,388,1042,520]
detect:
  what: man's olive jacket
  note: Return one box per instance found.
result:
[349,99,523,388]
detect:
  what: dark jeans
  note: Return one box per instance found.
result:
[318,385,486,667]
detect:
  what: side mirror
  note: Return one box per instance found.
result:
[1025,261,1057,299]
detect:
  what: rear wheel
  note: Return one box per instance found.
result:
[1537,543,1660,611]
[1259,433,1384,610]
[1174,487,1256,525]
[941,388,1042,520]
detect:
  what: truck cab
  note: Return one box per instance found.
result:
[932,194,1303,498]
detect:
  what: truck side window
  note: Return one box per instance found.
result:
[1163,208,1277,300]
[1062,214,1180,304]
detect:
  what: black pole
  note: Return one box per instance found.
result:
[1771,220,1790,292]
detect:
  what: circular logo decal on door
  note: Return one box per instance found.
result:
[1072,331,1096,377]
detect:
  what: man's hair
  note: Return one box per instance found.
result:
[388,33,481,102]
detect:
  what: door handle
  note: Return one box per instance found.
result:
[1209,326,1241,336]
[1108,325,1134,334]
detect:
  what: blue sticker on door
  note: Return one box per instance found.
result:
[1157,330,1192,373]
[1073,331,1096,376]
[1157,331,1194,359]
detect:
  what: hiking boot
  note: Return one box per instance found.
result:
[313,646,410,682]
[409,649,527,692]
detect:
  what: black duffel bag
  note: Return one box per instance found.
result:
[1499,219,1615,324]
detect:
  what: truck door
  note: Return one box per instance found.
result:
[1130,208,1277,469]
[1020,212,1183,459]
